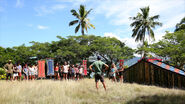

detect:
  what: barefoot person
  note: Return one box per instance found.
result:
[118,63,124,83]
[63,62,69,80]
[110,63,117,82]
[89,56,109,91]
[54,63,60,80]
[3,60,14,81]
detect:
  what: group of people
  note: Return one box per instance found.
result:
[3,60,38,81]
[3,60,86,81]
[4,56,125,91]
[53,62,85,80]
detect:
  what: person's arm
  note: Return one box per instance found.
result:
[104,63,109,70]
[89,63,94,72]
[3,64,8,72]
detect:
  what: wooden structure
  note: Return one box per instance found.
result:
[123,58,185,89]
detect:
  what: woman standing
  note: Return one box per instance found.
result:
[75,64,79,81]
[79,65,84,79]
[71,65,76,80]
[62,62,69,80]
[118,63,124,83]
[17,63,22,81]
[13,64,19,80]
[29,65,35,80]
[110,63,117,82]
[54,63,60,80]
[23,64,29,80]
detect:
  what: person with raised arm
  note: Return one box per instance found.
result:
[89,56,109,91]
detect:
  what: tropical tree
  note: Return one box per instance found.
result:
[136,40,152,57]
[175,16,185,32]
[130,6,162,44]
[69,5,95,35]
[150,30,185,69]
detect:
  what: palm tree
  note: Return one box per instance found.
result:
[69,5,95,35]
[175,16,185,32]
[136,40,151,57]
[130,6,162,44]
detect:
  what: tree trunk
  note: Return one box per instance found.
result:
[81,28,85,35]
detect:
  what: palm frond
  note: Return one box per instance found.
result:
[75,24,80,33]
[69,20,79,26]
[71,9,80,19]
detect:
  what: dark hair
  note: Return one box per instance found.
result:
[97,56,101,60]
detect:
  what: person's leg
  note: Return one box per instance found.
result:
[101,82,106,91]
[96,82,99,90]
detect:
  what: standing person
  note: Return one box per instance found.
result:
[23,64,29,80]
[89,56,109,91]
[79,65,84,79]
[109,63,117,82]
[71,65,76,80]
[62,62,69,80]
[75,64,79,81]
[118,63,124,83]
[17,63,22,81]
[34,64,38,80]
[29,65,35,80]
[54,63,60,80]
[13,64,19,80]
[3,60,14,81]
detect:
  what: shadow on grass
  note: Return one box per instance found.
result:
[126,94,185,104]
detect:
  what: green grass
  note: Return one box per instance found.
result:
[0,79,184,104]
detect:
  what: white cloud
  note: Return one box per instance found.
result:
[35,4,66,16]
[104,32,139,49]
[15,0,24,8]
[37,25,48,30]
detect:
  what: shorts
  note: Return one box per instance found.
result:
[95,74,104,82]
[13,73,18,77]
[54,71,59,74]
[119,71,123,76]
[23,73,28,76]
[71,73,75,77]
[63,72,68,74]
[6,73,13,77]
[19,72,22,77]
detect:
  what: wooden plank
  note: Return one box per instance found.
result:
[150,64,154,85]
[145,62,150,84]
[172,73,174,88]
[178,76,181,88]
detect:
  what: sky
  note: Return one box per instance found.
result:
[0,0,185,49]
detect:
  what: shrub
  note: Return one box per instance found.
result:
[0,68,6,80]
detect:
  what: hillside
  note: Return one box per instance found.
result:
[0,79,184,104]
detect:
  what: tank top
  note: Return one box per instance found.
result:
[63,65,69,73]
[54,66,59,71]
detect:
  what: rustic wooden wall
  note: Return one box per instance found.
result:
[123,60,185,89]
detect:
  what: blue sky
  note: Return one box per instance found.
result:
[0,0,185,48]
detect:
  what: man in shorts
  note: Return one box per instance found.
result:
[4,60,14,81]
[89,56,109,91]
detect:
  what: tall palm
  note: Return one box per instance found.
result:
[175,16,185,32]
[69,5,95,35]
[130,6,162,44]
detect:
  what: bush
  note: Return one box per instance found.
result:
[0,68,6,80]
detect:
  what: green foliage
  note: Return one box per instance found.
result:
[150,30,185,69]
[0,35,134,67]
[0,68,6,80]
[91,37,134,65]
[130,6,162,44]
[69,5,95,35]
[175,16,185,32]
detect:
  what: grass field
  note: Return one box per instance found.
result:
[0,79,185,104]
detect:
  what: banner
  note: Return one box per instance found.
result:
[119,59,124,66]
[47,59,54,76]
[38,60,45,78]
[83,60,87,75]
